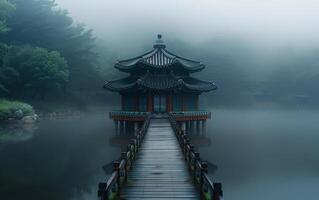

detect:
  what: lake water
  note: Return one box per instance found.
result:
[0,109,318,200]
[0,114,124,200]
[199,109,319,200]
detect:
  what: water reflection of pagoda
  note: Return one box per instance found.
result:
[104,35,217,135]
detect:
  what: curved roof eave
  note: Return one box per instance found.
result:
[174,60,205,72]
[103,77,138,92]
[182,78,217,92]
[114,47,206,73]
[115,59,205,73]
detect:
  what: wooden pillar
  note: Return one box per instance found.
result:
[135,95,139,111]
[196,120,201,135]
[166,94,173,112]
[120,120,124,135]
[131,122,134,135]
[124,121,128,135]
[186,121,190,134]
[125,121,129,135]
[181,94,185,111]
[166,94,169,112]
[114,120,119,135]
[147,93,153,112]
[134,122,138,136]
[138,121,143,129]
[127,121,132,135]
[201,120,206,136]
[181,121,186,132]
[190,121,195,135]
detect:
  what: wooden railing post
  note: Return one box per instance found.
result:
[130,139,136,160]
[121,152,128,183]
[113,161,120,197]
[98,115,152,200]
[133,139,137,154]
[178,130,182,140]
[189,145,194,169]
[213,182,223,200]
[200,161,208,199]
[184,139,190,157]
[169,113,223,200]
[181,134,185,150]
[98,182,107,200]
[194,152,200,183]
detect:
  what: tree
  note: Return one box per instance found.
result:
[0,43,17,94]
[3,0,99,96]
[0,0,15,34]
[0,0,15,94]
[4,46,69,99]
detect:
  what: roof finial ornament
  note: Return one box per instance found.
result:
[154,33,166,48]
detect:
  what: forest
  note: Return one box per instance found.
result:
[0,0,111,119]
[0,0,319,120]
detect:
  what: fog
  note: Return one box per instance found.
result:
[55,0,319,50]
[53,0,319,108]
[200,109,319,200]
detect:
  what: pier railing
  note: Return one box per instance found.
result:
[168,113,223,200]
[170,111,211,121]
[98,115,151,200]
[109,111,151,121]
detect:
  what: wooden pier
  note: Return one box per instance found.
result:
[98,114,223,200]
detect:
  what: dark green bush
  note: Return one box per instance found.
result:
[0,99,34,120]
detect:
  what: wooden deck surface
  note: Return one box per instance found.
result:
[121,118,200,199]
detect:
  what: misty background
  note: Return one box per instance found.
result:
[1,0,318,109]
[55,0,319,108]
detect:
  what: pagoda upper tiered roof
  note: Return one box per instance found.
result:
[104,35,217,94]
[115,35,205,73]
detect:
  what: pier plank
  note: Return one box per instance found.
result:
[121,118,200,199]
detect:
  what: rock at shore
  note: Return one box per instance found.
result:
[22,114,38,124]
[14,110,24,119]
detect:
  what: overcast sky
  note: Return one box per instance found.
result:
[55,0,319,50]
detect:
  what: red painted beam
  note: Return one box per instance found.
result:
[147,93,153,112]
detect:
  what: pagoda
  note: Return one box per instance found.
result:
[104,35,216,135]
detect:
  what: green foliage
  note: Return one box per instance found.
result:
[0,0,15,34]
[4,0,99,94]
[3,45,69,98]
[0,99,34,120]
[0,42,16,94]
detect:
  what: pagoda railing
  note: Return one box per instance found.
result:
[98,114,151,200]
[169,111,211,121]
[168,114,223,200]
[109,111,151,121]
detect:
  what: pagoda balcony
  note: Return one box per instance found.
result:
[169,111,211,121]
[109,111,151,121]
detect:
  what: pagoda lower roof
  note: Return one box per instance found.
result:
[104,73,217,93]
[115,47,205,73]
